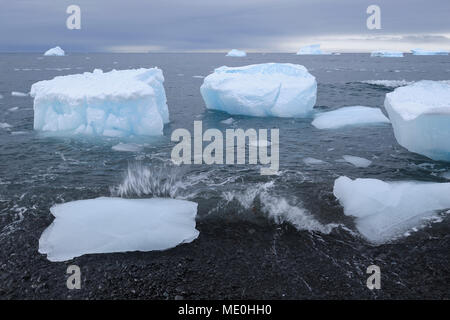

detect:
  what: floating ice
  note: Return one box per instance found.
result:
[361,80,413,88]
[384,81,450,161]
[30,68,169,137]
[296,44,330,55]
[342,155,372,168]
[226,49,247,57]
[201,63,317,118]
[312,106,390,129]
[44,46,65,56]
[11,91,28,97]
[0,94,3,99]
[370,51,404,57]
[303,157,326,165]
[112,143,144,152]
[220,117,234,125]
[8,107,19,112]
[0,122,12,129]
[334,176,450,243]
[38,197,199,262]
[411,49,449,56]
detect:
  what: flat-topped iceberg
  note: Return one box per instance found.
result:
[334,176,450,243]
[384,81,450,161]
[370,51,404,57]
[39,197,199,262]
[44,46,65,56]
[411,48,449,56]
[226,49,247,57]
[312,106,390,129]
[296,44,330,55]
[200,63,317,118]
[30,68,169,137]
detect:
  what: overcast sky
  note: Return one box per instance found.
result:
[1,0,449,52]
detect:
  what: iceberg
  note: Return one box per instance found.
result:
[370,51,404,57]
[384,81,450,161]
[30,68,169,137]
[200,63,317,118]
[226,49,247,57]
[411,49,449,56]
[38,197,199,262]
[44,46,65,56]
[342,155,372,168]
[311,106,390,129]
[296,44,330,55]
[334,176,450,243]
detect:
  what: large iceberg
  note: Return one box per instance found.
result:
[296,44,330,55]
[334,176,450,243]
[200,63,317,118]
[311,106,390,129]
[44,46,65,56]
[384,81,450,161]
[226,49,247,57]
[370,51,404,57]
[30,68,169,137]
[411,48,449,56]
[39,197,199,262]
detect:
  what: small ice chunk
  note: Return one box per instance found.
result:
[250,139,271,147]
[30,68,169,137]
[370,51,404,57]
[112,143,144,152]
[296,44,330,55]
[192,75,204,78]
[0,94,3,99]
[8,107,19,112]
[361,80,413,88]
[312,106,390,129]
[11,91,28,97]
[342,155,372,168]
[226,49,247,57]
[384,81,450,161]
[201,63,317,118]
[333,176,450,243]
[0,122,12,129]
[44,46,65,56]
[411,49,449,56]
[303,157,326,165]
[220,117,234,125]
[38,197,199,262]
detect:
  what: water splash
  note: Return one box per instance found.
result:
[110,162,184,198]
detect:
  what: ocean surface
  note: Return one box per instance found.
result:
[0,53,449,299]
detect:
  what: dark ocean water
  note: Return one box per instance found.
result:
[0,53,449,299]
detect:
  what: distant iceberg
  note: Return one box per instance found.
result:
[200,63,317,118]
[384,80,450,161]
[370,51,404,57]
[296,44,330,55]
[411,48,449,56]
[226,49,247,57]
[312,106,390,129]
[39,197,199,262]
[30,68,169,137]
[44,46,65,56]
[334,176,450,243]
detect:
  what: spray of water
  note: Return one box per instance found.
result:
[110,162,184,198]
